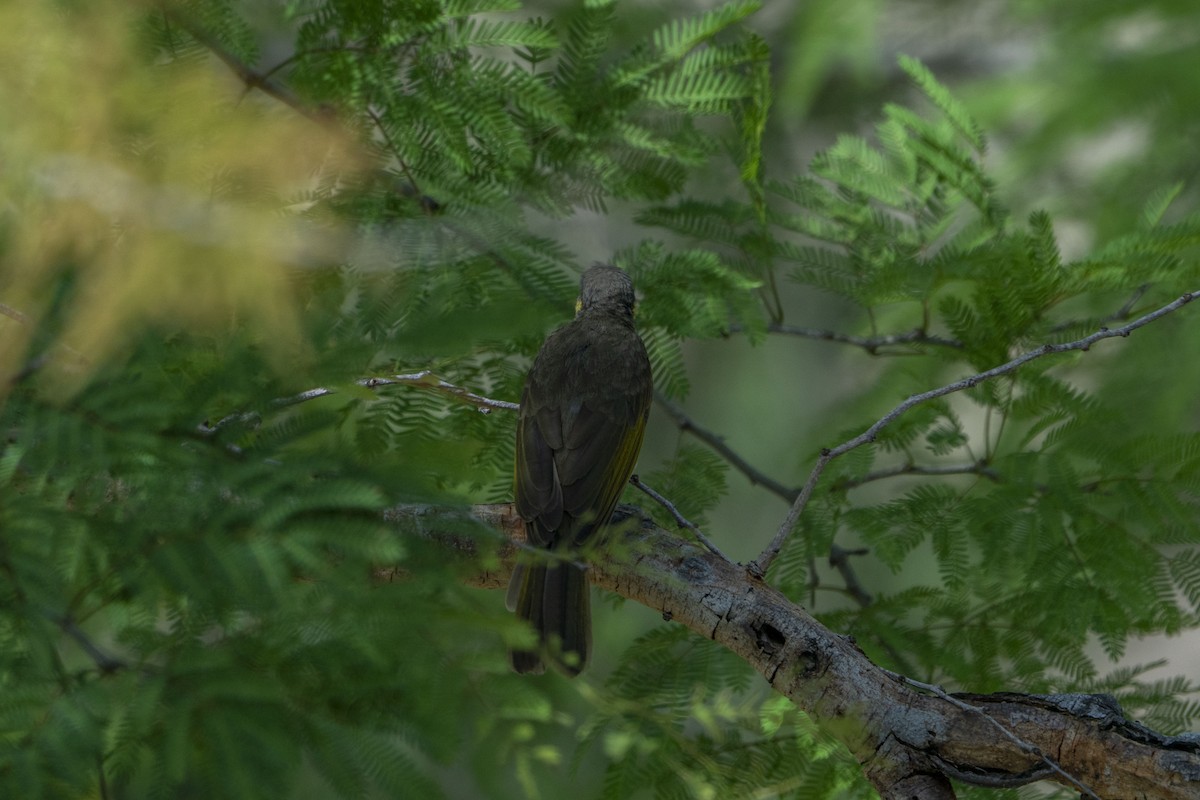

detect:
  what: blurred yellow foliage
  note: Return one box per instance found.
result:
[0,2,362,393]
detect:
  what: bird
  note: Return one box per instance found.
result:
[507,264,653,676]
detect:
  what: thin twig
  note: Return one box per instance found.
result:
[1113,284,1150,319]
[360,372,519,412]
[167,2,444,219]
[97,755,110,800]
[828,545,872,606]
[728,322,963,352]
[197,370,517,436]
[253,44,368,89]
[768,324,964,352]
[654,392,892,609]
[203,377,734,564]
[384,504,590,572]
[630,475,729,560]
[885,671,1100,799]
[751,290,1200,577]
[835,461,1001,491]
[1051,284,1149,333]
[0,303,31,325]
[365,106,428,207]
[925,753,1056,789]
[654,392,799,502]
[160,5,338,129]
[1,304,92,384]
[48,611,126,675]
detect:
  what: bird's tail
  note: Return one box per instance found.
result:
[506,562,592,677]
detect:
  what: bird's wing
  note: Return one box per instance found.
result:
[557,398,648,547]
[514,396,564,544]
[515,322,651,549]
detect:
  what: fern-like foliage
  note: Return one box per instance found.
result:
[5,0,1200,798]
[754,55,1200,736]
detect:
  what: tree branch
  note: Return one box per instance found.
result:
[759,323,963,353]
[359,372,519,413]
[654,392,929,618]
[724,321,963,352]
[197,370,517,436]
[159,5,338,129]
[833,461,1001,491]
[654,391,799,502]
[43,610,126,676]
[753,290,1200,576]
[629,474,728,560]
[406,503,1200,800]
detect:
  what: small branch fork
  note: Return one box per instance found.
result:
[629,475,728,560]
[654,391,988,612]
[749,290,1200,577]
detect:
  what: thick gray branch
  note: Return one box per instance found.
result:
[396,503,1200,800]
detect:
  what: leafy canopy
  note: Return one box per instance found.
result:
[1,1,1198,799]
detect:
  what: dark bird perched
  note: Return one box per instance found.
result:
[507,265,653,676]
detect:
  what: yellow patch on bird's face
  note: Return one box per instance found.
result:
[575,298,583,316]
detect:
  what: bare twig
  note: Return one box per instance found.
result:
[365,106,430,208]
[654,392,799,502]
[0,303,32,325]
[165,3,574,311]
[253,44,368,89]
[1,304,92,384]
[201,376,734,565]
[835,461,1001,491]
[728,322,963,352]
[46,611,126,675]
[8,355,53,387]
[1051,284,1149,333]
[97,755,110,800]
[1113,284,1150,319]
[828,544,872,606]
[197,370,517,437]
[654,392,897,609]
[630,475,729,560]
[887,671,1101,799]
[766,323,964,352]
[751,290,1200,577]
[160,5,338,129]
[359,372,519,412]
